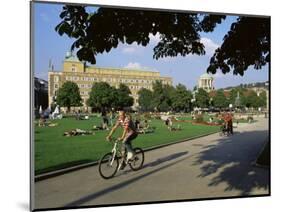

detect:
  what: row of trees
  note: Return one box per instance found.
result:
[56,81,134,112]
[55,81,267,112]
[195,88,267,109]
[138,84,267,111]
[138,81,193,112]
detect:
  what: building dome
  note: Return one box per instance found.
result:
[64,51,81,62]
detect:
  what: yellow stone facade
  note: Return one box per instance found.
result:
[48,55,173,110]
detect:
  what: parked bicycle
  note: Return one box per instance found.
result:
[98,137,144,179]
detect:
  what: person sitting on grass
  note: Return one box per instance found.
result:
[165,117,181,131]
[166,117,173,131]
[138,119,153,134]
[38,115,46,127]
[101,109,109,130]
[106,110,138,170]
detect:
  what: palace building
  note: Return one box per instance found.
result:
[48,52,173,111]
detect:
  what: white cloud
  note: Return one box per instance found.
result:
[121,33,161,54]
[122,46,137,53]
[124,62,158,71]
[201,37,219,56]
[124,62,142,69]
[35,72,48,80]
[121,43,143,54]
[213,72,233,80]
[213,72,224,78]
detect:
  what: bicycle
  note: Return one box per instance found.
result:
[219,122,233,136]
[98,137,145,179]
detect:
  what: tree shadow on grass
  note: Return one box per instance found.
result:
[193,129,269,196]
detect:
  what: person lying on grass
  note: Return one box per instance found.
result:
[63,129,95,136]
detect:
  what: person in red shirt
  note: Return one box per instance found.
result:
[227,112,233,134]
[106,110,138,169]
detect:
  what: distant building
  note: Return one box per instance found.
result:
[198,73,215,92]
[48,52,173,111]
[34,77,48,110]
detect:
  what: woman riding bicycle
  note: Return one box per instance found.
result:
[106,110,138,169]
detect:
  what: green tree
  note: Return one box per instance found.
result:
[207,17,269,76]
[242,90,260,108]
[213,89,228,109]
[228,87,247,107]
[138,88,154,111]
[55,6,224,64]
[258,91,267,108]
[56,81,82,112]
[56,6,269,75]
[172,84,192,112]
[152,81,173,112]
[87,82,115,111]
[114,83,134,110]
[195,88,210,108]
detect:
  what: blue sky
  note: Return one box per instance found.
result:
[33,2,269,89]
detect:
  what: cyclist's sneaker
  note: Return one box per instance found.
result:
[127,151,134,159]
[118,161,126,170]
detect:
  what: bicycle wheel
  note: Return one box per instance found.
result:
[98,152,119,179]
[129,148,144,171]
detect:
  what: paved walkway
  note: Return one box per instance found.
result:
[34,117,269,209]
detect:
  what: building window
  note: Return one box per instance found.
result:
[54,84,58,89]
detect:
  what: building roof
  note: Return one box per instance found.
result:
[64,55,82,63]
[200,73,213,79]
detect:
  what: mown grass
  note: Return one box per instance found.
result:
[34,117,220,175]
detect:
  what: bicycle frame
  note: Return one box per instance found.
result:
[109,139,122,166]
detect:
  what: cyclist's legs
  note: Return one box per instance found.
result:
[123,133,138,160]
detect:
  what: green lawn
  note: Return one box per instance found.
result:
[34,117,220,175]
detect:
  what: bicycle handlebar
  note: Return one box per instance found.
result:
[107,137,120,143]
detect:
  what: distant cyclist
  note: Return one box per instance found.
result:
[106,110,138,169]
